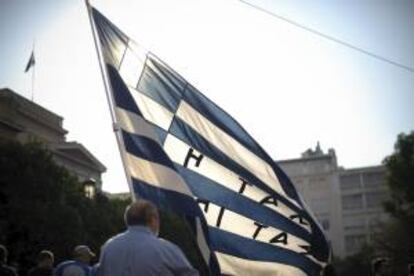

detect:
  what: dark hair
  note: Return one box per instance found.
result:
[0,245,7,264]
[38,250,54,263]
[372,257,388,273]
[124,200,159,226]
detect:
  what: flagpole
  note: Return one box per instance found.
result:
[84,0,136,200]
[31,42,35,101]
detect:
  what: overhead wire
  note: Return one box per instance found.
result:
[237,0,414,74]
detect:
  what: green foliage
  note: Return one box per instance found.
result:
[383,131,414,222]
[0,140,129,273]
[374,131,414,274]
[333,246,374,276]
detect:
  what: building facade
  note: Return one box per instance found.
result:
[278,144,345,257]
[339,166,388,255]
[0,88,106,188]
[278,143,389,258]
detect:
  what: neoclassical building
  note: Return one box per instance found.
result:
[0,88,106,189]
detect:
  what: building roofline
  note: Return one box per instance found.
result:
[339,164,385,173]
[276,154,333,164]
[0,88,68,135]
[50,141,107,173]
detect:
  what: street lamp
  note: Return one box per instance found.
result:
[83,178,96,199]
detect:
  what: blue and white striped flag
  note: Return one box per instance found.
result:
[91,7,330,275]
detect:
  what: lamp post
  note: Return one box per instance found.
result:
[83,178,96,199]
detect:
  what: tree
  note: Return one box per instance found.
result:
[0,140,129,274]
[0,140,86,271]
[383,131,414,223]
[377,131,414,274]
[334,245,375,276]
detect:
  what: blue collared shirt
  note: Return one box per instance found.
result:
[54,260,92,276]
[96,226,199,276]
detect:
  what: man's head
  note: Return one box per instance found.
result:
[0,245,7,265]
[124,199,160,235]
[37,250,54,268]
[73,245,95,264]
[372,257,389,276]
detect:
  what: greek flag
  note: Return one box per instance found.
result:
[91,7,330,276]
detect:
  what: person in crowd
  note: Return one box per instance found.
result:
[371,257,390,276]
[96,199,198,276]
[0,245,18,276]
[27,250,54,276]
[54,246,94,276]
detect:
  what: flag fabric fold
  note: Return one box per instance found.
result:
[24,51,35,72]
[91,6,330,275]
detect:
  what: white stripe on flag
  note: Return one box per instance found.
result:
[202,202,310,255]
[128,86,174,131]
[124,152,193,196]
[175,101,298,207]
[216,252,307,276]
[163,134,311,232]
[115,107,159,142]
[118,41,147,87]
[196,218,211,264]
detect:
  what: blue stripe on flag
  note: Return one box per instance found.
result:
[137,56,185,113]
[209,227,321,275]
[182,84,270,163]
[107,64,142,116]
[151,122,168,145]
[176,165,312,242]
[121,130,175,171]
[92,8,128,67]
[132,177,200,217]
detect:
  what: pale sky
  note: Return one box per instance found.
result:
[1,0,413,193]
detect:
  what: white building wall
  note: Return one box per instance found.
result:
[278,152,345,257]
[277,148,389,258]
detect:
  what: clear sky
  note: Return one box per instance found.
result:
[1,0,413,193]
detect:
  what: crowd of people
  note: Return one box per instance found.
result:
[1,200,199,276]
[2,199,397,276]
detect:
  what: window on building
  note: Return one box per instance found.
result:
[340,174,361,190]
[365,192,386,208]
[344,224,365,231]
[345,234,367,253]
[342,194,363,210]
[314,214,330,231]
[343,217,365,232]
[368,218,383,234]
[363,172,384,188]
[320,218,330,230]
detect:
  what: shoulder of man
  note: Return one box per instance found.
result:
[157,239,199,276]
[54,261,90,276]
[157,238,191,262]
[101,231,130,251]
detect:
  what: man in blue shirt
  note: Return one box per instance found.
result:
[96,199,198,276]
[54,245,94,276]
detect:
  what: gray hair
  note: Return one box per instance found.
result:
[124,199,159,227]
